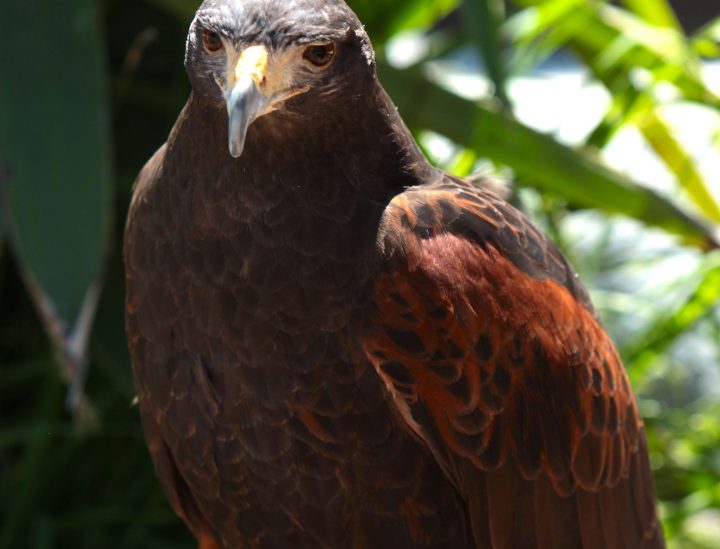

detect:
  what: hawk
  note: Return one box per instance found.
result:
[124,0,665,547]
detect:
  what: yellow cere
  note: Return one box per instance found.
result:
[235,45,269,85]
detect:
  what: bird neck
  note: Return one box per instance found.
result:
[156,83,436,326]
[169,82,436,206]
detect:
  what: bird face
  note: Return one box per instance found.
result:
[185,0,375,158]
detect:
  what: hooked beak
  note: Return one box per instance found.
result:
[225,45,270,158]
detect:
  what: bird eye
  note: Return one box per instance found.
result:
[303,43,335,67]
[202,29,224,53]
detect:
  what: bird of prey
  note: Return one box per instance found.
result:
[124,0,665,547]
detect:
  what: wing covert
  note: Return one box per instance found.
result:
[364,180,663,547]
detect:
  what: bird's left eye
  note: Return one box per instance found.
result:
[303,43,335,67]
[202,29,224,53]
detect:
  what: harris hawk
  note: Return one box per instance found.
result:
[124,0,665,547]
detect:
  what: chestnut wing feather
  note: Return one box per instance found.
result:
[364,180,664,548]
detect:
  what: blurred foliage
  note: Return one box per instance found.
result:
[0,0,112,418]
[1,0,719,547]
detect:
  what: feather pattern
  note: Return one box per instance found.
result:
[125,1,664,547]
[363,180,664,547]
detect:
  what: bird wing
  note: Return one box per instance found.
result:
[363,178,664,548]
[125,142,223,546]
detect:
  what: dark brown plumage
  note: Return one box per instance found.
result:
[124,1,665,547]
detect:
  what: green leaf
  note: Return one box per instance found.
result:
[378,62,719,248]
[513,0,720,108]
[383,0,460,36]
[504,0,589,74]
[692,16,720,58]
[625,253,720,381]
[635,110,720,222]
[507,0,720,231]
[351,0,461,46]
[693,16,720,44]
[0,0,113,412]
[505,0,586,42]
[619,0,682,31]
[462,0,510,107]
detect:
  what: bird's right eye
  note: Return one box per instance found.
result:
[202,29,224,53]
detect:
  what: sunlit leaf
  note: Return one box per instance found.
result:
[600,6,688,63]
[379,62,719,248]
[692,16,720,58]
[505,0,585,41]
[504,0,587,72]
[448,148,479,177]
[384,0,459,36]
[636,109,720,222]
[513,0,720,107]
[586,77,643,147]
[352,0,458,44]
[619,0,682,30]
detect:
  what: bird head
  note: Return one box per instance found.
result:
[184,0,376,158]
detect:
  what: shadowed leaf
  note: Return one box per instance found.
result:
[0,0,113,413]
[462,0,510,106]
